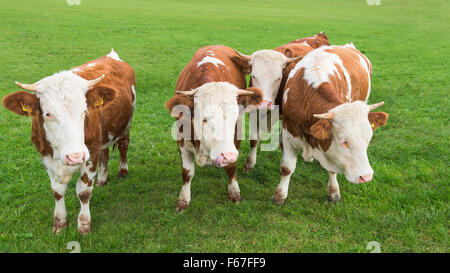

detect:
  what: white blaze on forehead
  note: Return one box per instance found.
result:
[196,56,226,68]
[107,49,122,62]
[287,46,352,101]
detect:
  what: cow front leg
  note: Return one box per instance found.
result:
[176,145,195,212]
[76,161,97,234]
[272,129,298,205]
[225,163,241,203]
[51,181,68,234]
[117,135,130,178]
[327,172,341,202]
[96,148,109,187]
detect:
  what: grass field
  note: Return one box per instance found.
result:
[0,0,448,253]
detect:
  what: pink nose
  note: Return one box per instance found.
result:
[259,100,273,110]
[358,174,373,183]
[64,152,85,165]
[214,152,238,167]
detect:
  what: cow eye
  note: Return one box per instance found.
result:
[44,113,51,118]
[339,139,348,148]
[202,118,207,124]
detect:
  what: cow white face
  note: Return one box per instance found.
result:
[249,50,287,109]
[311,101,388,184]
[192,82,241,167]
[171,82,263,168]
[233,50,301,109]
[7,71,105,166]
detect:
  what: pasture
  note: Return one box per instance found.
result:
[0,0,448,252]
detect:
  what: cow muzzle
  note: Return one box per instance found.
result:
[64,152,86,165]
[357,173,373,184]
[214,152,238,167]
[258,100,273,110]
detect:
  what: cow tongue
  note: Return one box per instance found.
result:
[214,154,224,167]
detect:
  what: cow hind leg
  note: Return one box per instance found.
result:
[327,172,341,202]
[96,148,109,187]
[117,135,130,178]
[225,163,241,203]
[272,129,298,205]
[243,139,259,173]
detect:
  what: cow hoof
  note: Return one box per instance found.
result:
[242,164,253,173]
[118,172,128,178]
[77,224,91,234]
[271,196,285,206]
[52,217,67,234]
[51,225,66,234]
[96,180,107,187]
[228,192,242,203]
[176,200,189,212]
[328,193,341,202]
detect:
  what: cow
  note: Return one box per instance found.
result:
[233,32,330,172]
[165,45,263,211]
[272,43,388,205]
[2,49,136,234]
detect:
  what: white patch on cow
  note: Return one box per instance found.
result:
[249,50,287,103]
[287,46,352,101]
[206,50,215,56]
[102,132,117,149]
[71,68,82,72]
[119,162,128,171]
[34,71,92,164]
[131,84,136,108]
[358,54,372,102]
[107,49,122,62]
[283,88,290,104]
[196,56,226,69]
[191,82,240,165]
[86,62,96,68]
[344,42,356,49]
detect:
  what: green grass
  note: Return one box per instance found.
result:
[0,0,448,253]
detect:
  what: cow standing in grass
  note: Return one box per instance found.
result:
[273,43,388,204]
[233,32,330,172]
[2,49,136,234]
[166,45,263,211]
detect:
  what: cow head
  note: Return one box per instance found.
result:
[310,101,388,183]
[2,71,109,166]
[233,50,301,110]
[167,82,263,167]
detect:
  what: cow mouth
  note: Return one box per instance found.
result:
[214,154,225,168]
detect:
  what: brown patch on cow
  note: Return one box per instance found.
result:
[80,173,93,187]
[250,139,258,148]
[280,166,291,176]
[224,163,237,184]
[289,32,330,48]
[310,119,333,140]
[78,190,92,204]
[52,190,63,201]
[181,167,191,185]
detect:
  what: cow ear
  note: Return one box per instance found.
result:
[2,91,39,117]
[310,119,333,140]
[284,48,294,58]
[237,87,263,107]
[165,94,194,118]
[368,111,388,130]
[231,54,252,74]
[86,86,116,109]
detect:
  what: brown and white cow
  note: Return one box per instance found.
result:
[272,43,388,205]
[233,32,330,172]
[165,45,263,211]
[2,49,136,234]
